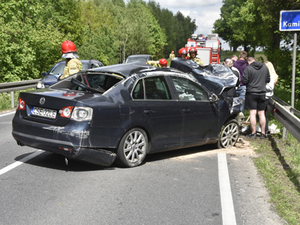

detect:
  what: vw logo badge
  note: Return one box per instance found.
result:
[39,97,45,105]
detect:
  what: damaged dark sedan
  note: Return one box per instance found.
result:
[12,62,242,168]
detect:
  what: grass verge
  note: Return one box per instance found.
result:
[246,124,300,224]
[0,89,35,113]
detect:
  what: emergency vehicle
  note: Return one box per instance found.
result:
[185,33,221,65]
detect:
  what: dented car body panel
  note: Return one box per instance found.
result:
[12,63,241,167]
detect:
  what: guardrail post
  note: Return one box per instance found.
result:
[282,106,291,140]
[11,91,14,108]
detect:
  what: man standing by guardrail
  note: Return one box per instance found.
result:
[242,57,270,139]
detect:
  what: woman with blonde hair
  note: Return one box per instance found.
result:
[264,61,278,134]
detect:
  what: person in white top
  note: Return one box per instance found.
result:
[264,61,278,135]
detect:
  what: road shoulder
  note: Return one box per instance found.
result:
[227,138,287,225]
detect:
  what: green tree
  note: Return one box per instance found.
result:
[174,12,197,52]
[112,0,167,62]
[0,0,82,82]
[147,1,177,57]
[213,0,245,51]
[78,0,118,65]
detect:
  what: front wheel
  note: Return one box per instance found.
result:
[116,128,148,167]
[218,119,239,148]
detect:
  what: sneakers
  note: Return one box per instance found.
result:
[260,134,267,139]
[246,133,257,139]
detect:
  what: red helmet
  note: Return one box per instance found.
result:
[158,58,167,67]
[189,47,198,55]
[61,40,77,54]
[178,48,187,57]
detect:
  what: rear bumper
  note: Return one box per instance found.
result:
[13,131,116,166]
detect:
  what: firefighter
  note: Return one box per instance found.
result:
[178,48,187,59]
[189,47,203,66]
[146,58,168,68]
[59,40,82,80]
[169,51,175,60]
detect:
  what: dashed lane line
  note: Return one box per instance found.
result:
[218,153,237,225]
[0,150,43,176]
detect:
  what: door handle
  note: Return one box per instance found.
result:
[182,109,191,113]
[144,109,154,115]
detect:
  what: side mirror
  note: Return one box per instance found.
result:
[209,93,218,102]
[42,72,48,76]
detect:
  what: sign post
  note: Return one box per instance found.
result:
[280,10,300,109]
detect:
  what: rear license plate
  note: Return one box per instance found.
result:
[31,107,57,119]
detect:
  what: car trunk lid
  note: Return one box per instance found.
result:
[18,90,89,126]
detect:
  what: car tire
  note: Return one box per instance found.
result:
[116,128,148,167]
[218,119,239,148]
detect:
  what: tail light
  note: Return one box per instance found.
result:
[17,98,26,110]
[60,106,73,118]
[60,106,93,121]
[71,107,93,121]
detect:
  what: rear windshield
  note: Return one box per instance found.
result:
[50,72,124,92]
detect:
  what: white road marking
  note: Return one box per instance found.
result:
[218,153,237,225]
[0,150,43,176]
[0,111,15,118]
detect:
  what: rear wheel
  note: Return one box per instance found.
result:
[116,128,148,167]
[218,119,239,148]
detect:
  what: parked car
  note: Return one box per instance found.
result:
[125,54,153,64]
[36,59,103,89]
[12,63,241,168]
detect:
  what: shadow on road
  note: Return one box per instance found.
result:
[15,151,110,172]
[15,143,217,171]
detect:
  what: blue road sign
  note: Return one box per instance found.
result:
[280,10,300,31]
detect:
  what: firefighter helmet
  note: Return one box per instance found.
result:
[158,58,168,67]
[61,40,79,59]
[178,48,187,57]
[189,47,198,55]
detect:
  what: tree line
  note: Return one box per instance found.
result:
[213,0,300,97]
[0,0,196,82]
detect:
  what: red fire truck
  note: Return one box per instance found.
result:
[185,33,221,65]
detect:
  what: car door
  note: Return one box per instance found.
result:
[169,76,219,147]
[132,76,182,152]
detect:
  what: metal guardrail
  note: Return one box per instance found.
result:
[268,96,300,142]
[0,79,39,108]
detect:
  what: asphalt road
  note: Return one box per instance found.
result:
[0,111,286,225]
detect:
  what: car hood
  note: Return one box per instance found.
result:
[170,58,238,95]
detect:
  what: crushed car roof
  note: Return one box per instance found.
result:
[170,58,238,95]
